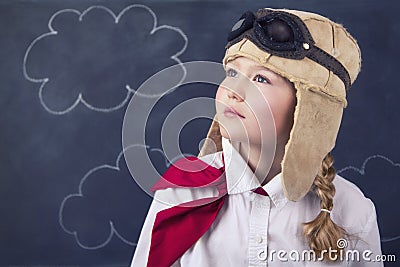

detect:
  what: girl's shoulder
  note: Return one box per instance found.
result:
[332,173,373,205]
[331,173,377,229]
[153,151,224,207]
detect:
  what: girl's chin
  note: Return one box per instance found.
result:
[219,128,248,142]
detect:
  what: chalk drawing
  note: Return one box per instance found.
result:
[59,144,150,249]
[58,143,189,249]
[23,4,188,115]
[337,154,400,175]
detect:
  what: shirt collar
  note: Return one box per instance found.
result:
[221,136,288,209]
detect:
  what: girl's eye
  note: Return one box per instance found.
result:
[255,74,271,84]
[226,68,238,77]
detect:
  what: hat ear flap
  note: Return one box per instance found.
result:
[281,84,344,201]
[198,115,223,157]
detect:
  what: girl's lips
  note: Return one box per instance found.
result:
[224,106,245,118]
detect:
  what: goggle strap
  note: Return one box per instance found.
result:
[307,46,351,91]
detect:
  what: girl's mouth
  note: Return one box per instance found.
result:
[224,106,245,118]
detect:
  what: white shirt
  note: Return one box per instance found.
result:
[130,137,383,266]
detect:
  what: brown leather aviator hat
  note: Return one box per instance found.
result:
[198,8,362,201]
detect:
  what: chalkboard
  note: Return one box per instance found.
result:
[0,0,398,266]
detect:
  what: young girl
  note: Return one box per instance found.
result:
[130,7,383,267]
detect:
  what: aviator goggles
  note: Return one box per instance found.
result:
[226,9,351,91]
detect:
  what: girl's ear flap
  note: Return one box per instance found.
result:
[198,115,223,157]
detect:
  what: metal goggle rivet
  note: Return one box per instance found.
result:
[303,43,310,50]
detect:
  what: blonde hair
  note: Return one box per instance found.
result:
[302,152,350,262]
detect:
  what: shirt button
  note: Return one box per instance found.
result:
[257,236,263,243]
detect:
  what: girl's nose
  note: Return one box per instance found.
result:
[222,76,248,102]
[227,89,244,102]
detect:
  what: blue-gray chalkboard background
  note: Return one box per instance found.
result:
[0,0,398,266]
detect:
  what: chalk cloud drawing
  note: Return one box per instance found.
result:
[23,5,188,115]
[337,154,400,243]
[59,144,183,249]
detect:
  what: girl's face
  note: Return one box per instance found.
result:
[215,56,296,147]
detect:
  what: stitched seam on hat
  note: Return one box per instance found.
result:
[323,70,332,90]
[280,86,303,201]
[305,85,347,107]
[303,17,353,89]
[238,38,246,50]
[284,10,330,23]
[264,54,271,64]
[323,22,335,90]
[303,17,330,24]
[290,80,347,107]
[334,24,362,83]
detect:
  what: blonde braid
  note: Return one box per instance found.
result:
[302,152,348,262]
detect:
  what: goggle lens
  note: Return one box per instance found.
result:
[261,18,294,43]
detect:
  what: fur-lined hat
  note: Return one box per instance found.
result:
[198,8,362,201]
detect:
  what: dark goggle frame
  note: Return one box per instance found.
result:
[227,9,351,91]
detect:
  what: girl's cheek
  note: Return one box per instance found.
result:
[216,78,234,102]
[215,86,224,101]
